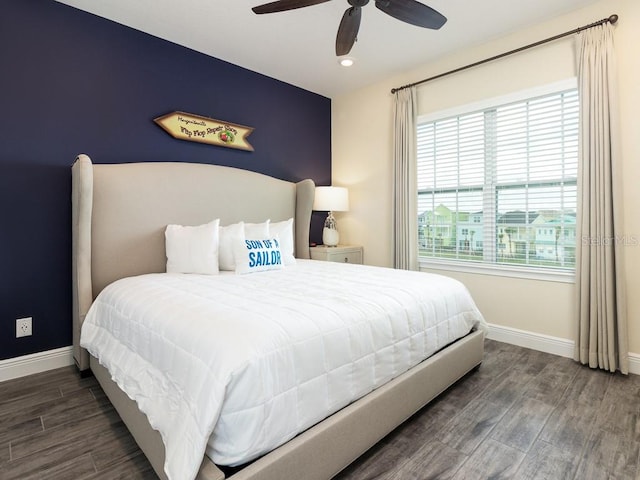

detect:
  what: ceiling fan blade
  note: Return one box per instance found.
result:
[336,6,361,56]
[374,0,446,29]
[252,0,331,14]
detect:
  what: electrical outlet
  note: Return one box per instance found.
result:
[16,317,32,338]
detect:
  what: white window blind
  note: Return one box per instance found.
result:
[417,89,578,270]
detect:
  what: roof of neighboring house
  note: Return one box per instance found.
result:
[545,215,577,224]
[497,211,540,225]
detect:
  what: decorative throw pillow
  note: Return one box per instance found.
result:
[218,222,245,271]
[219,220,270,271]
[165,219,220,274]
[234,237,284,274]
[269,218,296,265]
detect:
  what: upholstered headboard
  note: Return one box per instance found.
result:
[71,154,315,371]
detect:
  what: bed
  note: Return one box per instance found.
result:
[71,154,486,480]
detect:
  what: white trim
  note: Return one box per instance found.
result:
[0,346,74,382]
[487,323,640,375]
[417,78,578,123]
[487,323,574,358]
[629,353,640,377]
[420,260,575,284]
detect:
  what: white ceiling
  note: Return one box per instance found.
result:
[55,0,600,98]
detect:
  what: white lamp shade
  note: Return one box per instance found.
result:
[313,186,349,212]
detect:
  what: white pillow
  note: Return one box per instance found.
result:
[245,220,270,238]
[165,219,220,274]
[269,218,296,265]
[218,222,245,271]
[234,237,284,274]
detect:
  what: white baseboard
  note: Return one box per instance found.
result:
[629,353,640,376]
[0,346,74,383]
[487,323,640,375]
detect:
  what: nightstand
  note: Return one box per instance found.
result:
[309,245,363,264]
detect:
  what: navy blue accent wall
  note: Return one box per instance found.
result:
[0,0,331,361]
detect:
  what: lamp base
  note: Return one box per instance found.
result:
[322,227,339,247]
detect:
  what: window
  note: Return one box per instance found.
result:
[417,88,578,271]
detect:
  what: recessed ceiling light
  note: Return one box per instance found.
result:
[339,57,355,67]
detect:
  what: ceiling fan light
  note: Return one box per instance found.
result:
[339,56,355,67]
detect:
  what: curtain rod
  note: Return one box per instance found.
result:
[390,14,619,94]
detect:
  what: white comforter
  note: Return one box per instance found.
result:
[81,260,486,480]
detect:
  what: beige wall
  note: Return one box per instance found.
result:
[332,0,640,353]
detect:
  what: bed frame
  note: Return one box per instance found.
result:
[71,154,484,480]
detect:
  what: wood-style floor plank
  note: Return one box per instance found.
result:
[437,398,508,455]
[521,357,580,406]
[1,340,639,480]
[0,417,43,447]
[0,442,10,464]
[537,397,596,456]
[9,406,121,461]
[19,452,97,480]
[85,451,156,480]
[489,396,553,452]
[514,439,580,480]
[574,429,640,480]
[389,440,467,480]
[449,438,525,480]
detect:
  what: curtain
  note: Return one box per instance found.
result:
[392,87,418,270]
[574,24,628,374]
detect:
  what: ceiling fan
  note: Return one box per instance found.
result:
[252,0,447,56]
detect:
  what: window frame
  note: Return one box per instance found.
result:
[416,79,578,283]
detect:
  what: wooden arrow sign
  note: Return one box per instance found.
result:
[154,111,254,151]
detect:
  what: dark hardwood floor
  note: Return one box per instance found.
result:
[1,340,638,479]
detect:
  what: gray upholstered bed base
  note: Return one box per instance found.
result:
[71,154,484,480]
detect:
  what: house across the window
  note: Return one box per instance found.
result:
[417,87,578,271]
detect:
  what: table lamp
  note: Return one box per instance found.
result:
[313,186,349,247]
